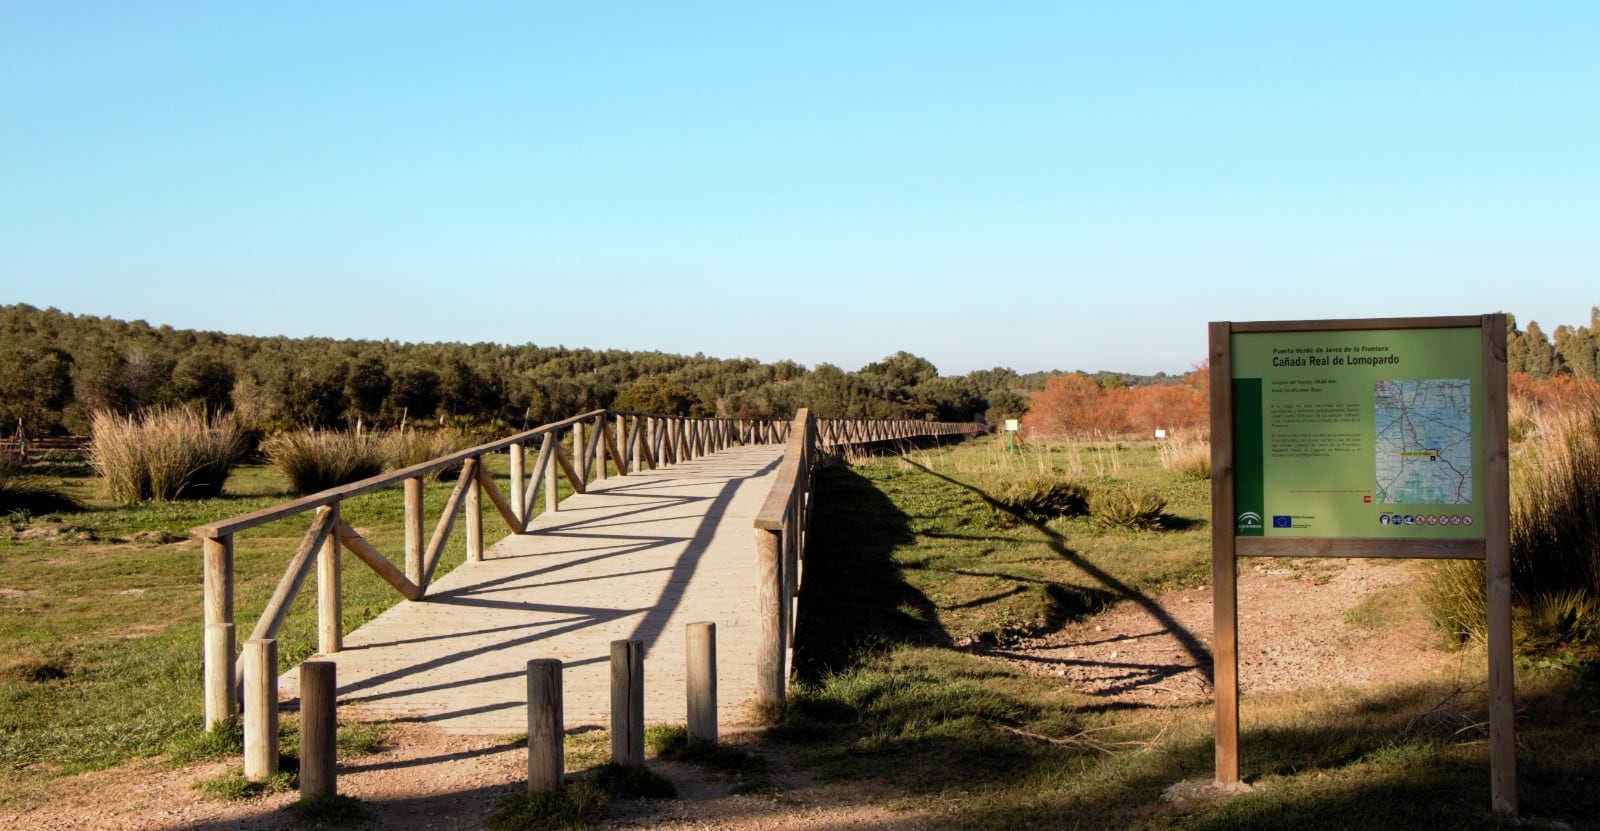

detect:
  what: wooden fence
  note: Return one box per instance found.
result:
[753,411,982,706]
[192,407,981,728]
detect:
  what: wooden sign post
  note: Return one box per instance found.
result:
[1209,314,1514,814]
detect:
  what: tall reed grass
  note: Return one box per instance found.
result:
[89,409,246,501]
[382,427,477,480]
[1429,401,1600,647]
[262,429,388,495]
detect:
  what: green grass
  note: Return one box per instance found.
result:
[0,451,574,808]
[771,434,1600,830]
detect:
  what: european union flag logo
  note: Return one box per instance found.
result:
[1272,515,1292,528]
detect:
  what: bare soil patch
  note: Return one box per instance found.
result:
[978,557,1475,706]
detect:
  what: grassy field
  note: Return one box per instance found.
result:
[773,434,1600,830]
[4,434,1598,828]
[0,452,559,808]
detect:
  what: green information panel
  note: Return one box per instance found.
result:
[1231,326,1485,539]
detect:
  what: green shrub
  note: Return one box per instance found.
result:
[262,429,386,495]
[0,462,82,514]
[89,409,246,501]
[992,475,1090,520]
[381,427,478,480]
[1088,487,1166,531]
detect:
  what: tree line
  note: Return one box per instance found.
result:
[0,304,1063,437]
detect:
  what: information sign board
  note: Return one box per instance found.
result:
[1231,326,1486,540]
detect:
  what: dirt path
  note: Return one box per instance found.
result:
[4,558,1465,830]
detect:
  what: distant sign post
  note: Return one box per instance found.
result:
[1209,315,1513,814]
[1005,419,1019,453]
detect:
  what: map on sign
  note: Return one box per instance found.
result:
[1374,379,1472,504]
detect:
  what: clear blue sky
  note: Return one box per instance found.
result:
[3,3,1596,376]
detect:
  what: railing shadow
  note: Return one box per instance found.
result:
[791,464,949,682]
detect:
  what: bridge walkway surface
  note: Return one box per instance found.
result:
[280,443,786,735]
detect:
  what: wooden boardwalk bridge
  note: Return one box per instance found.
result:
[195,410,980,751]
[279,443,783,733]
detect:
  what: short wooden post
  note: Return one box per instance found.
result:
[404,476,424,591]
[610,639,644,766]
[756,528,786,708]
[243,638,278,780]
[317,503,342,654]
[203,622,235,730]
[509,442,526,526]
[203,535,235,728]
[299,661,337,799]
[527,659,564,793]
[466,461,483,563]
[686,622,717,743]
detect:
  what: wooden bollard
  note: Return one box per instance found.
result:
[610,640,644,766]
[686,622,717,743]
[203,622,235,729]
[243,638,278,780]
[299,661,337,799]
[527,659,564,793]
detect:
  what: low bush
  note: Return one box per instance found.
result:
[262,429,386,495]
[0,462,82,514]
[992,475,1089,520]
[89,409,246,501]
[484,782,608,831]
[1088,486,1167,530]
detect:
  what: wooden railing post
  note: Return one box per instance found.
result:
[317,503,342,654]
[509,442,526,527]
[756,527,785,708]
[687,622,717,743]
[610,639,645,766]
[527,659,564,793]
[243,638,278,781]
[466,458,484,563]
[404,476,424,591]
[203,534,235,728]
[544,432,561,513]
[572,421,586,485]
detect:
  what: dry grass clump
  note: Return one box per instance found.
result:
[1157,438,1211,480]
[1088,487,1167,531]
[382,427,478,480]
[90,409,245,501]
[1429,401,1600,647]
[262,429,387,495]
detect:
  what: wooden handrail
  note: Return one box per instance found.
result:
[195,405,978,730]
[753,413,982,706]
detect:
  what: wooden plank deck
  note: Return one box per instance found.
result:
[279,444,785,735]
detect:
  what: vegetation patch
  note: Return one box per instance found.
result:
[1088,486,1168,531]
[262,429,387,494]
[484,782,609,831]
[588,761,677,799]
[89,408,246,501]
[648,725,773,793]
[0,462,82,514]
[191,766,294,801]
